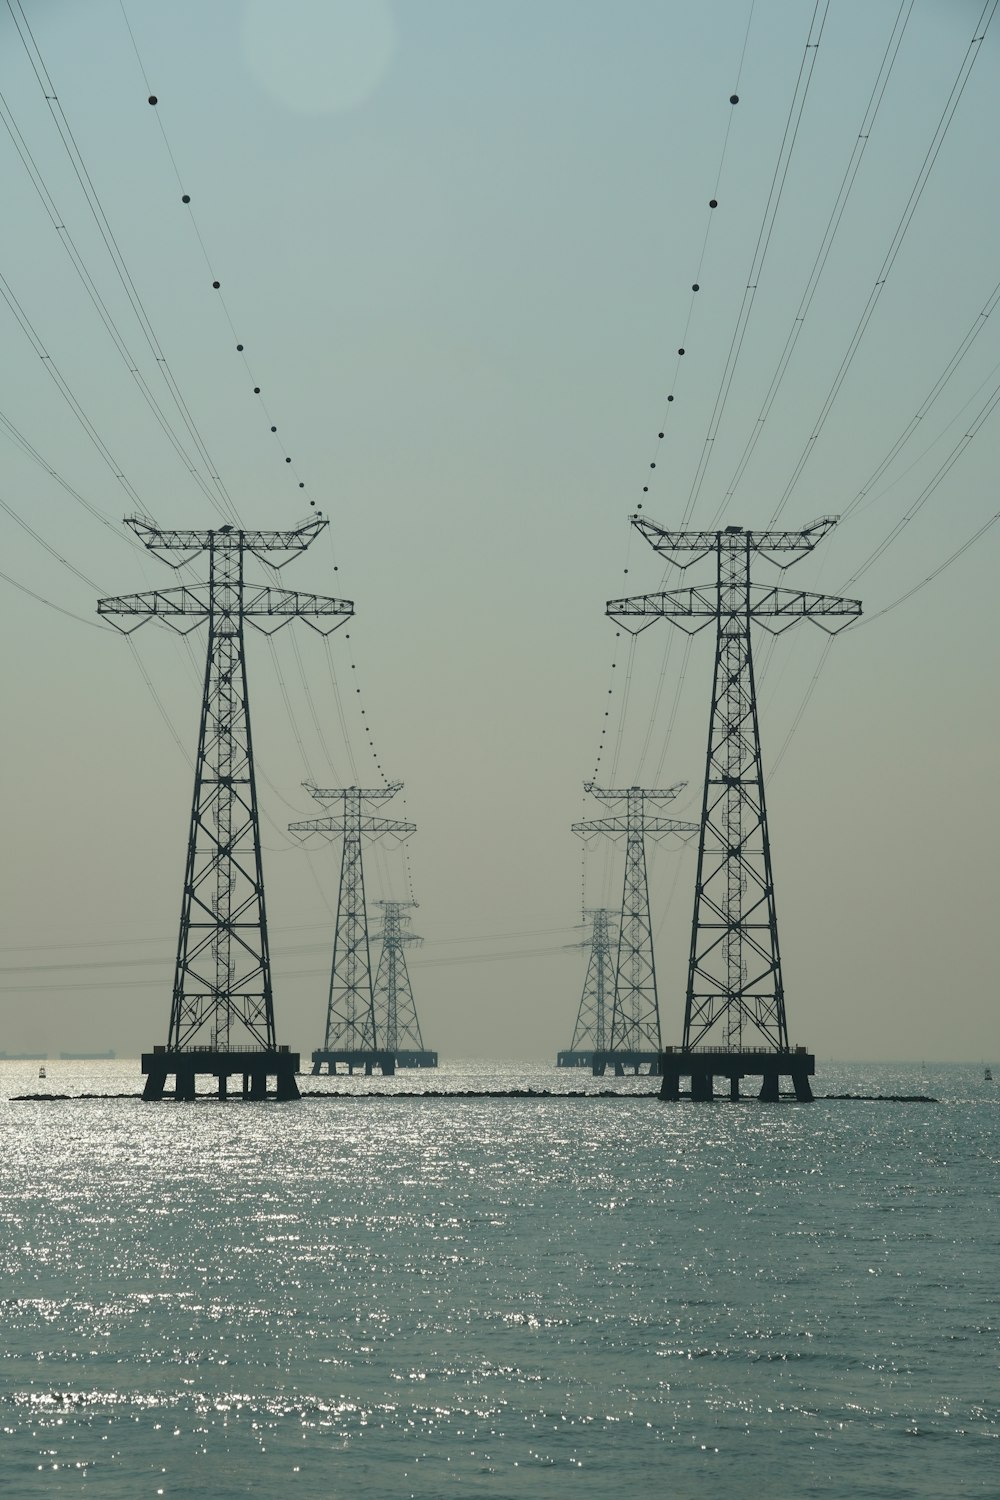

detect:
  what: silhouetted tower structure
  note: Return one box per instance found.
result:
[372,901,437,1068]
[99,516,352,1100]
[289,782,414,1075]
[573,785,698,1076]
[556,908,617,1068]
[608,516,860,1101]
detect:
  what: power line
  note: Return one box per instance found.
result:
[6,0,241,524]
[682,0,831,528]
[713,0,914,520]
[768,0,999,525]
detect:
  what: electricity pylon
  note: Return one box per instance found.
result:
[556,908,618,1066]
[99,516,352,1100]
[289,783,414,1073]
[608,517,860,1101]
[372,900,436,1065]
[573,785,698,1072]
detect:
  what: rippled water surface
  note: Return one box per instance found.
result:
[1,1060,997,1497]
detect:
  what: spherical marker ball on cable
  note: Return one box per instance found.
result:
[254,386,260,394]
[148,95,158,106]
[709,199,718,209]
[181,194,191,204]
[667,395,674,403]
[212,280,221,289]
[270,425,277,433]
[678,348,685,356]
[692,283,700,292]
[730,94,740,105]
[236,343,244,352]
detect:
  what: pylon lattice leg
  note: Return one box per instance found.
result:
[684,536,786,1050]
[325,794,377,1051]
[611,802,662,1052]
[372,901,426,1052]
[170,536,275,1050]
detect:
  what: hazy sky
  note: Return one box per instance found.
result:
[0,0,997,1063]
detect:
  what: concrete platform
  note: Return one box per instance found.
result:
[591,1050,662,1077]
[311,1049,397,1076]
[658,1047,815,1102]
[394,1050,438,1068]
[140,1046,301,1101]
[556,1049,594,1068]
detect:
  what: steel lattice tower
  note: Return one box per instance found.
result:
[556,908,618,1066]
[573,785,697,1073]
[372,900,434,1064]
[608,517,860,1100]
[99,516,352,1100]
[290,783,414,1073]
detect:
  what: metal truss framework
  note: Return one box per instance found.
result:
[99,517,352,1052]
[608,516,860,1051]
[573,785,698,1052]
[290,784,414,1051]
[372,900,426,1052]
[567,908,618,1054]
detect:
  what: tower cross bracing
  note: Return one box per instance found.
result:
[608,516,859,1099]
[573,785,697,1066]
[99,516,352,1100]
[290,782,414,1071]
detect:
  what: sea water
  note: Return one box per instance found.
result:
[0,1060,996,1498]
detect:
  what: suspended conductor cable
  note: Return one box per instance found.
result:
[862,510,1000,624]
[266,634,315,784]
[768,0,999,525]
[117,0,318,511]
[636,1,755,516]
[840,275,1000,524]
[6,0,241,525]
[681,0,831,528]
[713,0,914,520]
[0,566,106,627]
[841,369,1000,590]
[0,269,148,516]
[0,88,233,519]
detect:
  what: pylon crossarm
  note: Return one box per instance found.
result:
[242,586,354,629]
[98,585,209,625]
[606,592,715,635]
[584,782,684,804]
[607,585,860,633]
[288,816,415,842]
[573,816,697,840]
[631,515,839,565]
[98,583,352,636]
[305,781,402,804]
[126,515,327,569]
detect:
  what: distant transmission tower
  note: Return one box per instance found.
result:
[372,901,437,1068]
[609,517,860,1101]
[573,785,697,1075]
[99,516,352,1100]
[290,783,414,1075]
[556,908,617,1068]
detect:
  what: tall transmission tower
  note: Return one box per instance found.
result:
[290,782,414,1075]
[608,517,860,1101]
[99,516,352,1100]
[372,900,437,1068]
[573,785,698,1076]
[556,908,617,1068]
